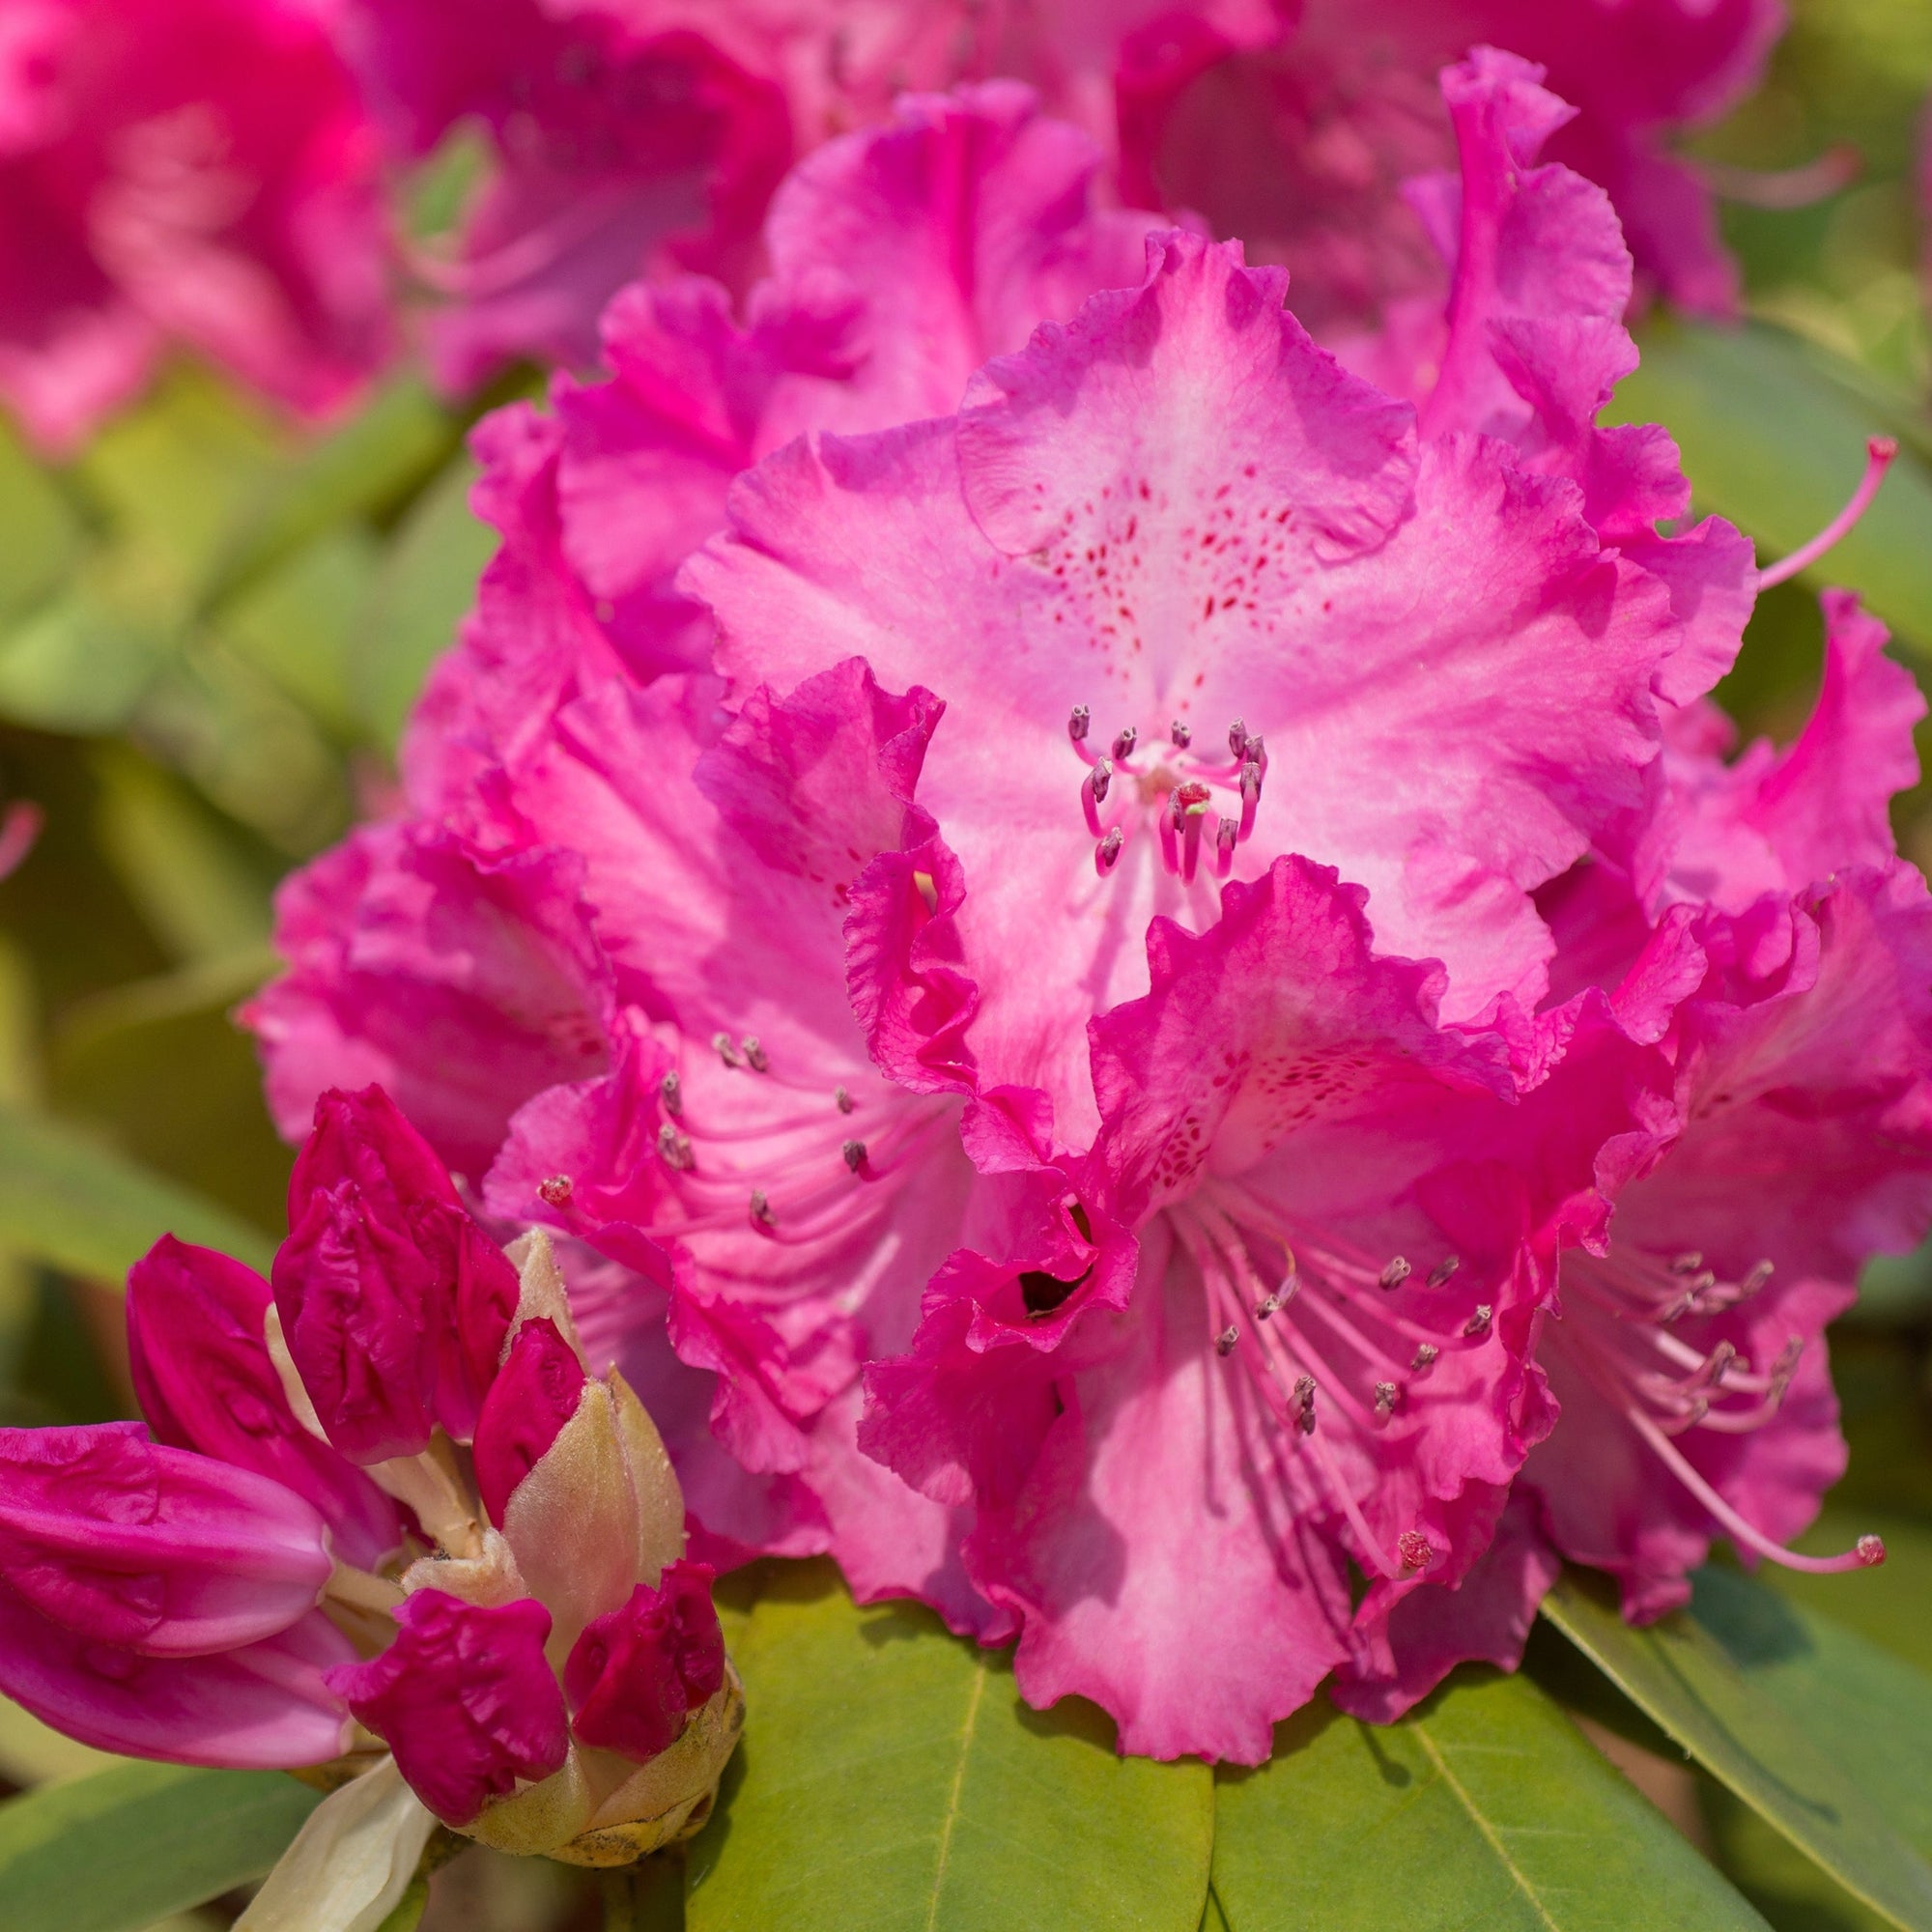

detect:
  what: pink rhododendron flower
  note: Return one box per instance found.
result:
[1343,592,1932,1719]
[0,0,390,450]
[1130,0,1785,331]
[0,1087,742,1919]
[334,0,790,390]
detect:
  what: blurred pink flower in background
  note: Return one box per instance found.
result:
[0,0,391,449]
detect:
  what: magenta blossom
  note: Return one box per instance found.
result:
[0,1094,741,1927]
[334,0,790,390]
[862,855,1662,1760]
[0,0,390,450]
[1346,592,1932,1717]
[1128,0,1785,331]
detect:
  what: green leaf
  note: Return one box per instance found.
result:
[0,1100,274,1280]
[0,1762,318,1932]
[1766,1510,1932,1675]
[685,1561,1212,1932]
[203,378,458,615]
[355,456,496,750]
[1609,320,1932,651]
[1211,1667,1766,1931]
[0,421,82,622]
[1542,1568,1932,1931]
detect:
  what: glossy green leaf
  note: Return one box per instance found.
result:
[1542,1569,1932,1931]
[0,1099,274,1280]
[355,456,495,749]
[1609,320,1932,650]
[685,1561,1212,1932]
[0,1762,318,1932]
[0,422,82,621]
[1211,1666,1766,1931]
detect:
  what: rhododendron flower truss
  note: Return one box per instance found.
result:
[0,1086,741,1931]
[685,221,1751,1134]
[1127,0,1785,332]
[0,0,391,450]
[863,857,1657,1763]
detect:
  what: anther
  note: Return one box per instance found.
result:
[1293,1375,1317,1435]
[538,1175,573,1208]
[1739,1260,1774,1296]
[1378,1257,1410,1291]
[1215,1325,1239,1357]
[1463,1304,1493,1337]
[1067,704,1091,743]
[712,1032,743,1068]
[1375,1381,1399,1417]
[1255,1292,1284,1321]
[1170,720,1192,749]
[842,1139,867,1173]
[1111,725,1138,761]
[741,1037,769,1072]
[1089,757,1113,804]
[1858,1535,1887,1567]
[1411,1344,1439,1372]
[1095,826,1124,875]
[834,1086,855,1114]
[1245,734,1266,774]
[1426,1255,1460,1289]
[658,1123,695,1171]
[1228,718,1249,759]
[1397,1530,1435,1571]
[659,1071,683,1117]
[749,1190,775,1227]
[1238,760,1263,839]
[1670,1251,1704,1275]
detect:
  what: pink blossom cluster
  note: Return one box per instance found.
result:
[0,0,1783,445]
[0,1085,741,1863]
[230,53,1932,1767]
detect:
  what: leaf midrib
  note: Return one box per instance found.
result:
[924,1662,989,1932]
[1410,1719,1564,1932]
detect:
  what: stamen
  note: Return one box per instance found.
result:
[1426,1255,1460,1289]
[1378,1257,1410,1291]
[1670,1252,1704,1275]
[1292,1374,1317,1435]
[1216,1325,1240,1357]
[1397,1530,1435,1571]
[1111,725,1138,761]
[834,1086,855,1114]
[1463,1304,1492,1337]
[1759,436,1897,588]
[660,1071,683,1117]
[1375,1381,1399,1417]
[712,1032,743,1068]
[1068,704,1091,743]
[1096,826,1124,875]
[1625,1404,1887,1575]
[1238,760,1262,839]
[841,1139,867,1173]
[1739,1260,1774,1297]
[749,1190,775,1227]
[658,1124,694,1171]
[1411,1344,1438,1371]
[1228,718,1249,759]
[1213,816,1237,878]
[741,1037,770,1072]
[1170,720,1193,749]
[538,1174,573,1208]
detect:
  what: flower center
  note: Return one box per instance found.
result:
[1562,1242,1884,1576]
[1170,1182,1492,1583]
[1065,706,1266,882]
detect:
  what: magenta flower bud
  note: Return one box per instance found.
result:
[0,1424,332,1656]
[326,1590,568,1826]
[564,1562,724,1763]
[472,1319,585,1527]
[127,1236,402,1572]
[273,1085,520,1460]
